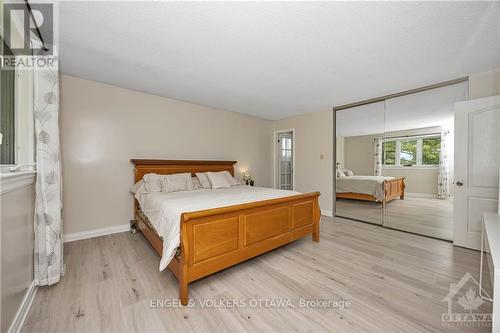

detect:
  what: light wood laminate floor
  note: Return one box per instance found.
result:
[336,196,453,240]
[23,217,491,333]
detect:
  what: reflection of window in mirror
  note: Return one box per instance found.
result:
[382,141,396,165]
[422,137,441,165]
[382,135,441,167]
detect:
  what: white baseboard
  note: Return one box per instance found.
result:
[7,281,38,333]
[64,223,130,243]
[405,192,438,199]
[321,210,333,217]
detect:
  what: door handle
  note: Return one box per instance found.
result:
[456,181,464,187]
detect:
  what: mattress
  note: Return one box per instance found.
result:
[135,185,300,271]
[336,175,395,201]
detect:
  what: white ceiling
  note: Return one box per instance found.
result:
[51,1,500,120]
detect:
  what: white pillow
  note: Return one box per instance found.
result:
[222,171,238,186]
[143,173,161,192]
[131,180,144,194]
[346,170,354,176]
[336,170,345,178]
[192,177,203,190]
[134,183,148,204]
[206,171,232,189]
[160,173,193,193]
[195,173,212,189]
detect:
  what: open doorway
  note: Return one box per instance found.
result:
[274,129,295,190]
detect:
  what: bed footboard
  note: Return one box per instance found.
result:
[383,177,405,203]
[177,192,321,305]
[134,192,321,305]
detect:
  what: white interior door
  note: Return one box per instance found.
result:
[276,131,294,190]
[454,95,500,250]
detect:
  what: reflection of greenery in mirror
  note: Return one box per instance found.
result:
[382,136,441,167]
[422,137,441,165]
[382,141,396,165]
[400,140,417,166]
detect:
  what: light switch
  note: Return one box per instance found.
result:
[320,154,324,160]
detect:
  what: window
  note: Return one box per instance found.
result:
[276,131,294,190]
[382,135,441,167]
[400,139,417,166]
[1,38,16,164]
[422,137,441,165]
[382,141,396,165]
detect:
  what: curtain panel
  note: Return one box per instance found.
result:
[33,48,63,285]
[437,130,450,199]
[374,138,383,176]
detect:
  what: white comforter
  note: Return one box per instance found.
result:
[136,186,300,271]
[336,175,395,201]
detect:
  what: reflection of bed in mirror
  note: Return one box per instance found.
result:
[336,175,405,207]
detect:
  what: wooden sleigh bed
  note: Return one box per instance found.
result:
[130,159,321,305]
[336,177,405,207]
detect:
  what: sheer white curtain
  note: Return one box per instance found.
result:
[438,130,451,199]
[374,138,383,176]
[33,47,63,285]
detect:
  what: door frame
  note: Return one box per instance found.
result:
[273,128,296,190]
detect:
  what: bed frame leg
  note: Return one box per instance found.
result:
[312,204,320,243]
[179,227,189,306]
[130,219,137,234]
[180,280,189,306]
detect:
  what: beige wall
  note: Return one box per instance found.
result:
[60,75,273,234]
[336,136,345,168]
[1,179,35,332]
[382,168,438,195]
[344,127,442,195]
[60,68,500,234]
[344,135,375,176]
[469,69,500,99]
[272,110,333,213]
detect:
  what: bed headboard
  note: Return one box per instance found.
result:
[130,159,237,183]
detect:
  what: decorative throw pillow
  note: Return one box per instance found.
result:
[346,170,354,176]
[160,173,193,193]
[192,177,203,190]
[143,173,161,192]
[206,171,232,189]
[336,170,345,178]
[195,172,212,189]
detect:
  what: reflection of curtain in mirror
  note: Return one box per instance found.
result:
[373,138,383,176]
[438,130,450,199]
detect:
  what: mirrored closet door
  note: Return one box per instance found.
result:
[334,79,468,241]
[382,82,467,240]
[335,102,386,225]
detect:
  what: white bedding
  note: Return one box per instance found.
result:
[336,175,395,201]
[135,185,300,271]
